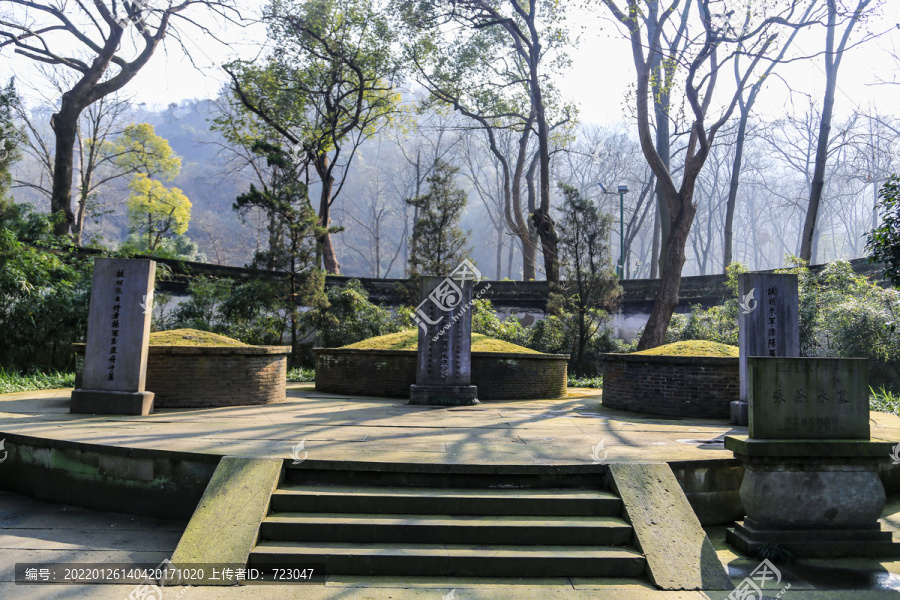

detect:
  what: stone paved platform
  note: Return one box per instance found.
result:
[8,384,898,465]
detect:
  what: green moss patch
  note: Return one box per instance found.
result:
[342,329,539,354]
[633,340,739,358]
[150,329,248,347]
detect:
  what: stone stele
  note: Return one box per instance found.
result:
[732,272,799,425]
[70,258,156,415]
[409,275,478,406]
[748,356,869,440]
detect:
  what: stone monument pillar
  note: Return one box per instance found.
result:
[70,258,156,416]
[409,261,480,406]
[725,357,898,557]
[732,272,800,425]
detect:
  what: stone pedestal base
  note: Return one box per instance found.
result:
[730,400,748,425]
[70,389,154,416]
[409,385,479,406]
[725,435,899,557]
[727,518,899,557]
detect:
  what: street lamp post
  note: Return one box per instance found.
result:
[617,185,628,278]
[597,183,629,278]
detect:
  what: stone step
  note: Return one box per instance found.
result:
[260,513,634,546]
[248,541,647,577]
[283,463,607,489]
[271,484,622,516]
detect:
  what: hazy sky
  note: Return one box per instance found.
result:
[3,2,899,126]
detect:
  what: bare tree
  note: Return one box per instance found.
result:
[600,0,816,349]
[799,0,880,263]
[0,0,241,237]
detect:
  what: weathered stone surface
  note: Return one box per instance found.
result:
[748,357,870,440]
[416,275,474,387]
[410,266,481,406]
[608,463,733,591]
[80,258,155,392]
[171,456,282,584]
[740,465,885,523]
[71,258,156,415]
[738,273,800,402]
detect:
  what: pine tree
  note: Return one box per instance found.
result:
[406,160,471,277]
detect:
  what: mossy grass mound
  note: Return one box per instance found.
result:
[632,340,738,358]
[342,329,539,354]
[150,329,248,347]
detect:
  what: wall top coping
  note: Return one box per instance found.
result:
[314,347,570,360]
[73,343,291,356]
[599,352,738,365]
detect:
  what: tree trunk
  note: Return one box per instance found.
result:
[637,198,696,350]
[650,208,660,278]
[724,106,749,270]
[50,102,80,236]
[316,156,341,274]
[800,0,868,263]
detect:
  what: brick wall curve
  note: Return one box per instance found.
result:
[315,348,569,400]
[599,353,738,419]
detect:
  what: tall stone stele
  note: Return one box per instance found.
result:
[732,272,800,425]
[409,273,479,406]
[70,258,156,416]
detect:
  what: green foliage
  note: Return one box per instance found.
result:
[287,367,316,383]
[302,279,400,348]
[552,184,623,375]
[0,79,20,203]
[0,208,92,370]
[0,368,76,394]
[471,299,528,346]
[670,259,900,390]
[126,174,192,252]
[568,375,603,389]
[119,233,207,262]
[866,174,900,288]
[870,385,899,416]
[109,123,182,180]
[407,160,472,277]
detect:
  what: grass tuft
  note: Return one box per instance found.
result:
[568,375,602,388]
[0,369,76,394]
[287,367,315,383]
[870,385,900,416]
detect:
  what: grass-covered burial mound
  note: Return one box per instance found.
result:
[315,330,568,401]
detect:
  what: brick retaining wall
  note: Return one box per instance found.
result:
[600,354,738,419]
[315,348,569,400]
[75,345,290,408]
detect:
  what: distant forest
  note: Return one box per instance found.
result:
[11,92,895,280]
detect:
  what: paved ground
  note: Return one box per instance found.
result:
[1,384,897,464]
[1,385,900,598]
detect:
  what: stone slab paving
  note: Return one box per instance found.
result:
[1,386,900,598]
[8,383,885,464]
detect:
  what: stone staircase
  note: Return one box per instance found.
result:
[247,464,646,578]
